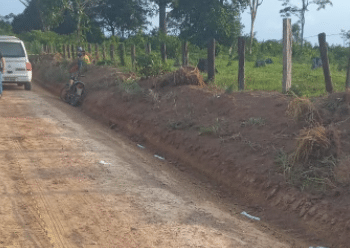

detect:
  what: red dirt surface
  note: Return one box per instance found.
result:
[33,59,350,247]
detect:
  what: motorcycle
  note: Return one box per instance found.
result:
[60,75,87,106]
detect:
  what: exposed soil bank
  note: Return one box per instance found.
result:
[33,59,350,247]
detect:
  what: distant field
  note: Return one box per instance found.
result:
[212,55,348,97]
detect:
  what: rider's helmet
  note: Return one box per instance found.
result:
[77,47,83,52]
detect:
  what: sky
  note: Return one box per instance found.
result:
[1,0,349,46]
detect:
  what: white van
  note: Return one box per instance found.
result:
[0,36,32,90]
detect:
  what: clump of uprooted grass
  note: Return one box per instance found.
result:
[294,125,340,162]
[286,97,322,126]
[155,66,206,88]
[275,125,340,191]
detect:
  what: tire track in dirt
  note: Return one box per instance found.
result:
[2,107,72,248]
[0,181,42,248]
[2,139,53,248]
[11,136,73,248]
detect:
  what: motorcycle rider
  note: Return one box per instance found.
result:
[77,47,91,73]
[69,46,91,76]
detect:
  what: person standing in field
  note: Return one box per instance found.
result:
[0,52,6,98]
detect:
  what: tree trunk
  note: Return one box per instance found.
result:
[300,13,305,49]
[300,0,308,50]
[77,16,81,42]
[159,0,167,34]
[249,12,256,54]
[33,0,46,31]
[249,0,259,55]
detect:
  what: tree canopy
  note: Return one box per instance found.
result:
[169,0,244,47]
[279,0,333,48]
[94,0,149,37]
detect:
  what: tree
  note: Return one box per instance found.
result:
[292,22,301,43]
[279,0,333,49]
[52,10,77,35]
[95,0,149,37]
[244,0,264,54]
[341,29,350,46]
[62,0,100,42]
[150,0,173,34]
[0,16,14,35]
[170,0,244,48]
[12,0,44,33]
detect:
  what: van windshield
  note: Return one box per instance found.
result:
[0,42,25,58]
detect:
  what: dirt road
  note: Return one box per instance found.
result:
[0,83,305,247]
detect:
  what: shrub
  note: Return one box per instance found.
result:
[136,53,172,77]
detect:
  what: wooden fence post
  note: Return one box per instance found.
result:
[95,44,99,61]
[208,38,215,80]
[110,44,114,60]
[102,45,106,60]
[346,50,350,90]
[67,45,71,59]
[62,45,66,59]
[118,43,125,66]
[161,43,167,62]
[238,36,245,91]
[131,44,136,69]
[318,33,333,93]
[145,43,151,54]
[71,45,75,59]
[182,41,189,66]
[283,18,292,93]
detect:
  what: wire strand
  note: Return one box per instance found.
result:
[303,33,342,39]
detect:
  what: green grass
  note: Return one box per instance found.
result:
[212,55,348,97]
[241,117,266,127]
[114,52,347,97]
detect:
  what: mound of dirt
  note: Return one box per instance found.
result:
[153,66,206,88]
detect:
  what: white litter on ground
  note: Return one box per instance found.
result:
[137,144,145,149]
[154,155,165,160]
[240,211,260,221]
[99,160,111,165]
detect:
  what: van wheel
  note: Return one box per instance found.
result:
[25,82,32,91]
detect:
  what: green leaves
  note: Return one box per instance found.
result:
[136,53,172,77]
[312,0,333,10]
[169,0,242,47]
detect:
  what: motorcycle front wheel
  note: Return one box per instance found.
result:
[60,85,71,103]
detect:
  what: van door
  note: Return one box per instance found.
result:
[3,57,27,81]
